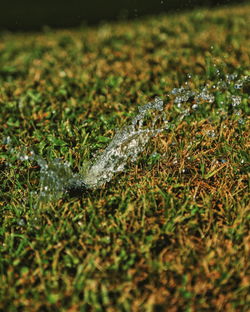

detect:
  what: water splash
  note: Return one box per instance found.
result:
[12,72,249,203]
[83,97,167,189]
[16,149,74,202]
[16,97,168,202]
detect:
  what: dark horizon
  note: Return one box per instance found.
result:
[1,0,249,31]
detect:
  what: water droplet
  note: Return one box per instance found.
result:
[215,69,220,76]
[20,154,29,161]
[232,95,241,107]
[2,136,11,145]
[234,82,242,89]
[195,88,215,104]
[226,74,238,82]
[17,218,26,226]
[173,158,178,165]
[207,130,216,138]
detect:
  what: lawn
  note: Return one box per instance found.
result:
[0,3,249,311]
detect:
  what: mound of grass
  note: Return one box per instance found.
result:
[0,4,249,311]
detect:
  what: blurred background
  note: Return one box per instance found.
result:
[1,0,249,31]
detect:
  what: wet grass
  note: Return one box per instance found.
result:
[0,3,250,312]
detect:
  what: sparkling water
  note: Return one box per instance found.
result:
[9,72,249,203]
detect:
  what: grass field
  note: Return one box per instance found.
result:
[0,3,250,312]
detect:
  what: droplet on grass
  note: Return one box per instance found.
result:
[2,136,11,145]
[173,158,178,165]
[207,130,216,138]
[19,154,29,161]
[231,95,241,107]
[17,218,26,227]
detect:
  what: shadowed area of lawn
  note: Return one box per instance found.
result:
[1,0,249,30]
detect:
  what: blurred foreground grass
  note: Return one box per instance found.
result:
[0,3,249,312]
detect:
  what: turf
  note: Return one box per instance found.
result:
[0,3,250,312]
